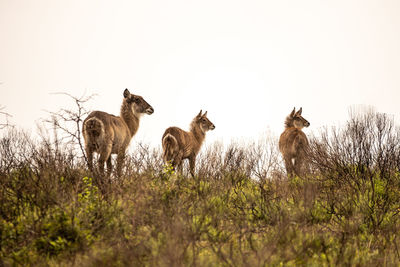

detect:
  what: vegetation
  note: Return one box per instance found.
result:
[1,108,400,266]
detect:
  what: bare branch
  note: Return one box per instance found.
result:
[0,105,14,130]
[44,92,96,165]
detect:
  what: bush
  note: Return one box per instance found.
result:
[1,109,400,266]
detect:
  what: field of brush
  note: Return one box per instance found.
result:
[1,110,400,266]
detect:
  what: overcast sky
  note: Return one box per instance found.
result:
[1,0,400,147]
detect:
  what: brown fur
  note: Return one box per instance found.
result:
[279,107,310,177]
[82,89,153,175]
[162,110,215,176]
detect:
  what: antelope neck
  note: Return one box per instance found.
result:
[120,102,140,137]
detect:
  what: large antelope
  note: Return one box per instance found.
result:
[162,110,215,176]
[82,89,154,176]
[279,107,310,177]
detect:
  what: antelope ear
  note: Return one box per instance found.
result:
[197,110,203,117]
[296,107,303,115]
[123,88,130,98]
[290,107,296,117]
[203,111,208,117]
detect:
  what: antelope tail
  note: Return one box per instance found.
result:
[162,133,178,162]
[84,117,104,139]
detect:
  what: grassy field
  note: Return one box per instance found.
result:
[1,110,400,266]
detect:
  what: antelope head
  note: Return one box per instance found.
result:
[123,88,154,115]
[196,110,215,133]
[290,107,310,129]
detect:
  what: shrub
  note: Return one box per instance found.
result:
[1,109,400,266]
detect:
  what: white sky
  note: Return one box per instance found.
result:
[1,0,400,148]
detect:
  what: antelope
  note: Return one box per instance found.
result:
[279,107,310,177]
[82,88,154,176]
[162,110,215,176]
